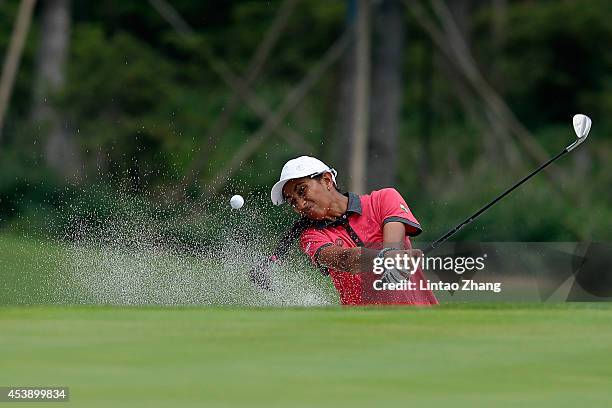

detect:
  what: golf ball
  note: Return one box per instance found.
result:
[230,195,244,209]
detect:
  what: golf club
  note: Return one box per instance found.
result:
[250,114,592,289]
[423,113,591,255]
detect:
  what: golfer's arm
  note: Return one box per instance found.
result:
[382,221,407,250]
[316,246,375,274]
[316,222,417,273]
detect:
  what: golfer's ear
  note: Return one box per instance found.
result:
[321,172,334,189]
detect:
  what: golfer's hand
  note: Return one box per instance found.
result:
[381,267,407,284]
[379,249,423,283]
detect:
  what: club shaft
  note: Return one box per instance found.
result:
[423,148,569,255]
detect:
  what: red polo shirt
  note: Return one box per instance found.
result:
[299,188,438,306]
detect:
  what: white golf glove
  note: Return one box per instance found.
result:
[381,266,408,284]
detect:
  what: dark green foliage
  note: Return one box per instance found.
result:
[0,0,610,243]
[474,0,612,126]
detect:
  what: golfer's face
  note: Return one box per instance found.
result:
[282,177,330,220]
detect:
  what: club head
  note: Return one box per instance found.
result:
[573,114,592,139]
[567,114,592,152]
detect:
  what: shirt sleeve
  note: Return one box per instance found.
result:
[299,228,334,275]
[373,188,422,237]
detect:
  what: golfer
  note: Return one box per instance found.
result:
[271,156,438,306]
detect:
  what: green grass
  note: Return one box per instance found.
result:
[1,304,612,407]
[2,235,612,406]
[0,235,69,304]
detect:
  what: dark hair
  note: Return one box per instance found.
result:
[311,173,341,192]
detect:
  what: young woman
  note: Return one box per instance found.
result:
[267,155,438,306]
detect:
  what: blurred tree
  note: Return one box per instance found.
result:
[0,0,36,142]
[0,0,610,241]
[408,0,569,189]
[348,0,370,194]
[330,0,357,185]
[482,0,519,167]
[63,26,178,191]
[435,0,520,168]
[490,0,507,61]
[367,0,404,190]
[150,0,311,200]
[32,0,82,182]
[202,28,352,197]
[415,28,433,191]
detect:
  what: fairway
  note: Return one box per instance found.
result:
[1,304,611,407]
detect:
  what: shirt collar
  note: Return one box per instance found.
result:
[345,192,362,215]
